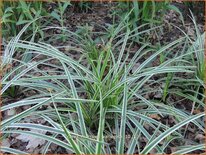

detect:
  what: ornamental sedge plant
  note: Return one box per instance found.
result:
[159,12,205,116]
[0,13,205,154]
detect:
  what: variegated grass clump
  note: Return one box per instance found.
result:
[0,15,205,154]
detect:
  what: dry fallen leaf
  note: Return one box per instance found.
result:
[154,91,162,99]
[193,109,201,114]
[16,129,46,150]
[1,138,11,148]
[7,109,16,116]
[4,109,16,119]
[195,134,205,142]
[170,146,177,153]
[149,114,161,120]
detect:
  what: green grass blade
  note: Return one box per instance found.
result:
[95,87,105,154]
[52,94,82,154]
[0,147,29,154]
[117,68,128,154]
[141,113,205,154]
[171,144,205,154]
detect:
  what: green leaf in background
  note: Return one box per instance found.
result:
[51,11,61,22]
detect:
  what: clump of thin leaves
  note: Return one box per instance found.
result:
[1,15,205,154]
[159,12,205,126]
